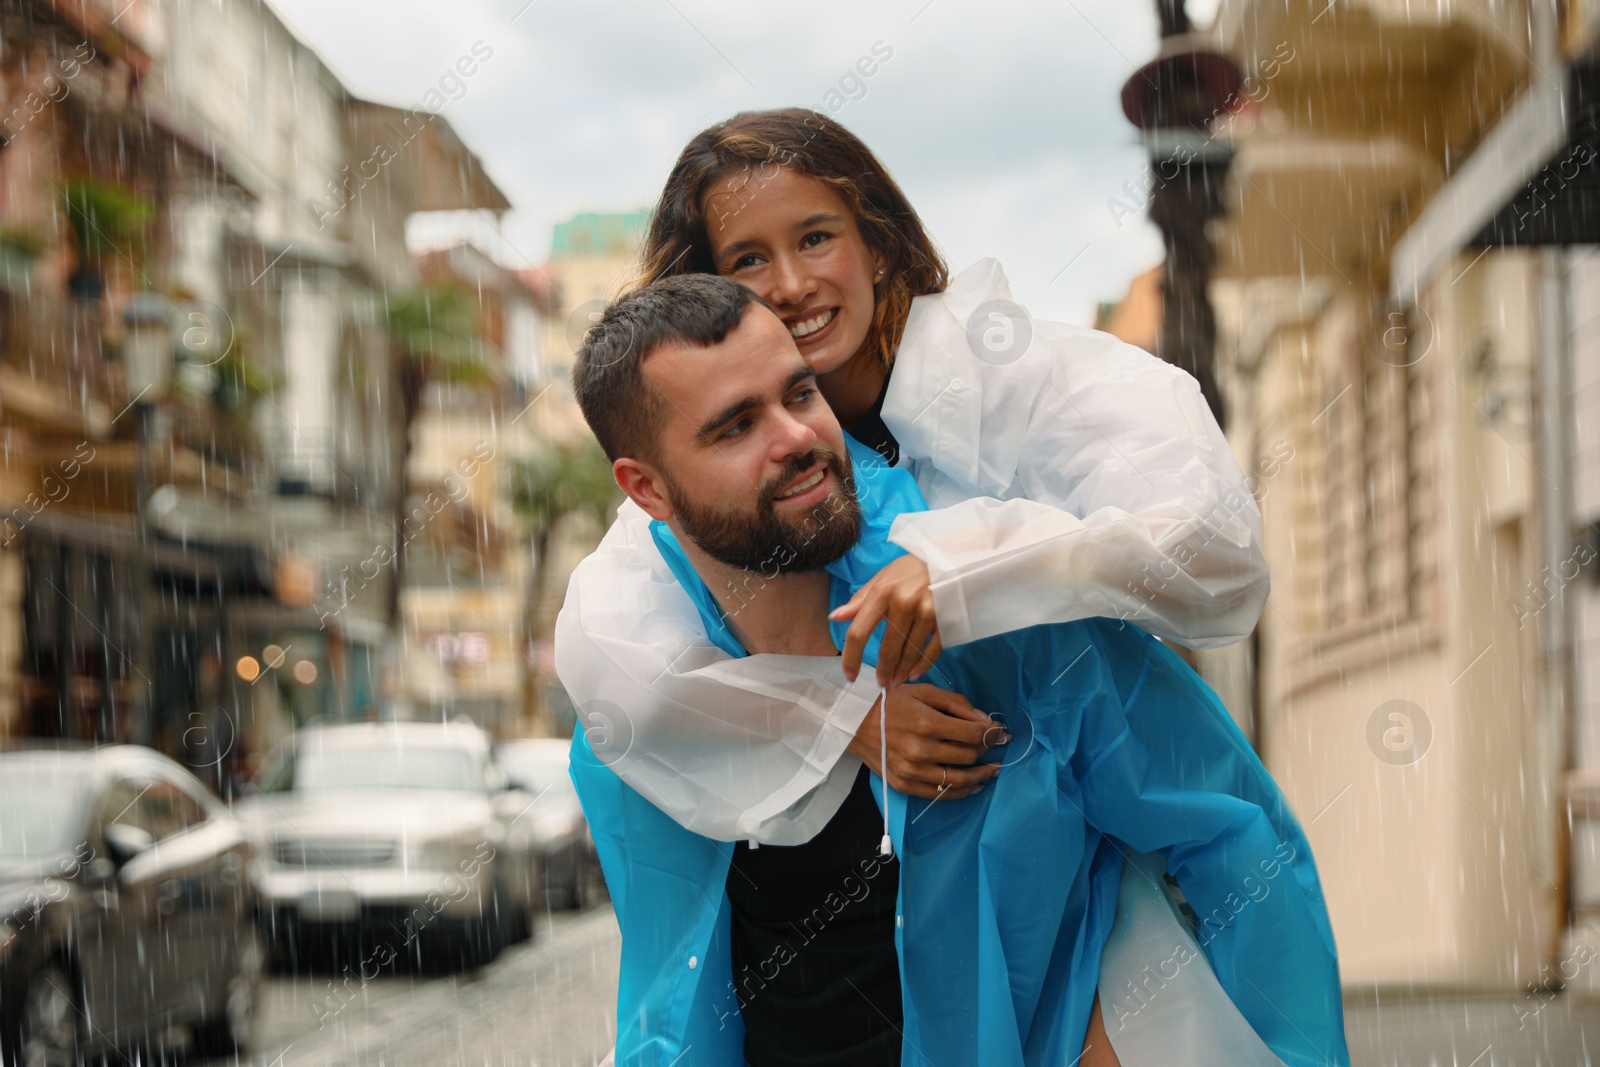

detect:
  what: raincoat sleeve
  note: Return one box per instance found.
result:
[553,499,882,845]
[885,300,1269,650]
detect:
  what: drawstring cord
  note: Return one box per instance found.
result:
[879,684,893,857]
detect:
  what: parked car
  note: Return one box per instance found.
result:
[235,720,541,970]
[496,738,607,910]
[0,743,264,1067]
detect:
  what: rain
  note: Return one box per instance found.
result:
[0,0,1594,1064]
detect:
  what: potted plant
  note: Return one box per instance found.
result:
[0,224,49,293]
[169,324,278,470]
[57,177,155,301]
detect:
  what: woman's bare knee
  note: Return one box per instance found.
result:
[1079,992,1121,1067]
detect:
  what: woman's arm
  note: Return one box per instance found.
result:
[555,501,886,844]
[886,320,1268,649]
[556,502,999,840]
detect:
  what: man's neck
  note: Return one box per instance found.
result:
[675,533,837,657]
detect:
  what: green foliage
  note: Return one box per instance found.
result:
[211,333,279,413]
[0,225,50,260]
[386,284,491,386]
[57,177,155,261]
[510,438,616,540]
[168,325,279,469]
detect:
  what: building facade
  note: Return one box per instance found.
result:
[0,0,524,789]
[1194,0,1600,991]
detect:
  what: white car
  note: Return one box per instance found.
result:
[235,721,540,969]
[497,738,607,910]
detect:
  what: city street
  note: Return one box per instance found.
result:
[192,907,1600,1067]
[213,908,621,1067]
[0,0,1596,1063]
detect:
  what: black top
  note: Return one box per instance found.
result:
[848,376,901,469]
[725,763,902,1066]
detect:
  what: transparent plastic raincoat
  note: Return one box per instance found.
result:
[568,437,1348,1067]
[555,259,1270,846]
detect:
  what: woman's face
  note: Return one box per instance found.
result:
[702,167,884,377]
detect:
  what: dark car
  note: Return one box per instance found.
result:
[496,738,607,910]
[0,744,264,1066]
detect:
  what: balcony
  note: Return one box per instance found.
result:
[1206,0,1535,283]
[0,294,114,438]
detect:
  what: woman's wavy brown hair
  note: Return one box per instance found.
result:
[636,108,948,372]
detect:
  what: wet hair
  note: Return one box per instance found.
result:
[573,273,768,463]
[636,108,948,372]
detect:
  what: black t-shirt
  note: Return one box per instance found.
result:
[725,763,903,1066]
[848,375,901,469]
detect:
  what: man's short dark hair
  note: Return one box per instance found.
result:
[573,274,769,462]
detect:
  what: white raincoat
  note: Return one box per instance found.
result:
[553,259,1268,846]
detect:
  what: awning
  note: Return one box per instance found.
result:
[21,508,266,591]
[1470,62,1600,248]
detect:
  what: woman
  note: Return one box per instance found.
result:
[555,110,1310,1065]
[555,107,1267,842]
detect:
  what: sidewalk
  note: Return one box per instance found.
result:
[1345,991,1600,1066]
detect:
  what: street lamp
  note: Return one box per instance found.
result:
[1119,33,1243,429]
[122,291,174,401]
[121,290,172,746]
[121,290,173,533]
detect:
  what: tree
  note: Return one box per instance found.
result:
[509,439,616,728]
[384,285,490,651]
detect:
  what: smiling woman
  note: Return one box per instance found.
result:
[556,106,1292,1067]
[641,110,948,420]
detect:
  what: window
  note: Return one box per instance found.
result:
[142,778,208,840]
[95,774,207,844]
[1317,304,1435,634]
[97,778,159,839]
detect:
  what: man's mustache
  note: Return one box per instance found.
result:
[760,448,851,507]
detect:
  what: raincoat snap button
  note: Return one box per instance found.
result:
[949,378,965,392]
[688,956,698,970]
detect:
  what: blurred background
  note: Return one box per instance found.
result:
[0,0,1598,1063]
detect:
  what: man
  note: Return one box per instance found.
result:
[571,274,989,1066]
[564,274,1346,1067]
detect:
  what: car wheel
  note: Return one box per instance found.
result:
[499,869,533,945]
[18,965,81,1067]
[575,857,608,910]
[444,915,500,972]
[194,923,265,1056]
[502,898,532,944]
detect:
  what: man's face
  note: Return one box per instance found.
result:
[641,305,862,573]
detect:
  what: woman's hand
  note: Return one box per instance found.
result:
[845,683,1009,800]
[829,555,942,687]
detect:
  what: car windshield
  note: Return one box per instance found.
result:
[291,746,481,792]
[0,777,82,860]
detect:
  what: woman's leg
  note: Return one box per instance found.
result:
[1080,994,1121,1066]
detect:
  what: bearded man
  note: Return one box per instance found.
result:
[561,274,1347,1067]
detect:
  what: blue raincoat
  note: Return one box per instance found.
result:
[568,436,1348,1067]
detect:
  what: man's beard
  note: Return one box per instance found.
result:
[664,447,863,574]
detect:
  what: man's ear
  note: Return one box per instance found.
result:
[614,457,674,521]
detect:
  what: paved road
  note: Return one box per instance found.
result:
[199,911,1600,1067]
[210,907,620,1067]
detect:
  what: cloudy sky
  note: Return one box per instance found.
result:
[267,0,1199,325]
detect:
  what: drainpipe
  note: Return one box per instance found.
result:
[1540,247,1579,959]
